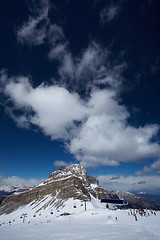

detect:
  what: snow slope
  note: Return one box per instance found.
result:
[0,199,160,240]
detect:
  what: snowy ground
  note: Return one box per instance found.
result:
[0,199,160,240]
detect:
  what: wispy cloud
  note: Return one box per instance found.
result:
[50,39,125,94]
[100,5,120,24]
[16,0,124,94]
[48,24,67,59]
[17,0,49,46]
[150,57,160,74]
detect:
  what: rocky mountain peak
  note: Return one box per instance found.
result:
[48,164,87,181]
[0,164,117,214]
[1,164,160,215]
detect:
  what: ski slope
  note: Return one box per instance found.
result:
[0,199,160,240]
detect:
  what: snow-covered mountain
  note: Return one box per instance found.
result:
[136,193,160,203]
[0,185,22,193]
[0,186,24,205]
[0,164,118,214]
[0,164,160,215]
[116,191,160,209]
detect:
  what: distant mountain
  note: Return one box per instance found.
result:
[0,186,22,205]
[0,190,14,205]
[116,191,160,209]
[136,193,160,203]
[0,164,160,215]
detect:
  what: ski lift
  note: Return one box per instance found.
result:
[100,199,128,210]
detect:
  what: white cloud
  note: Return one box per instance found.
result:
[17,0,49,45]
[1,72,88,140]
[100,5,119,24]
[0,175,44,191]
[1,69,160,169]
[98,174,160,195]
[135,159,160,176]
[69,89,160,167]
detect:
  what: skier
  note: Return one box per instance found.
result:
[135,215,138,221]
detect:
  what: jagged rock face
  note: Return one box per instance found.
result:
[0,164,117,214]
[48,164,87,181]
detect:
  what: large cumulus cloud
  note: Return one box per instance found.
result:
[1,69,160,168]
[0,0,160,170]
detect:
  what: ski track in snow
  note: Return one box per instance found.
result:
[0,203,160,240]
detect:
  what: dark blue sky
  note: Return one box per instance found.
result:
[0,0,160,194]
